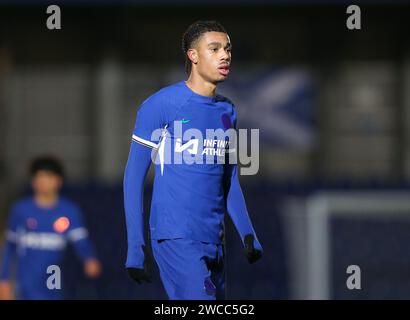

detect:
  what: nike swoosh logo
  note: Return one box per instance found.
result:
[181,119,191,124]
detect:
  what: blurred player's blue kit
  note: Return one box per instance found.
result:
[0,196,96,299]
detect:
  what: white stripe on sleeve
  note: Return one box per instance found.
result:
[132,134,158,149]
[67,227,89,242]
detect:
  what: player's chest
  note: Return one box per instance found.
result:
[21,212,70,234]
[168,104,234,133]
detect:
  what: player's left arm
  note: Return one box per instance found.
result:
[224,104,262,264]
[67,206,102,278]
[224,162,263,264]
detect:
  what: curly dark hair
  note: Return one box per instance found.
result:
[30,156,64,178]
[182,20,227,75]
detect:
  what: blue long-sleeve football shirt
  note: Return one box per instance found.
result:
[0,196,96,299]
[124,81,262,268]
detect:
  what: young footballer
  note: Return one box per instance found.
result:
[0,156,101,300]
[124,20,262,300]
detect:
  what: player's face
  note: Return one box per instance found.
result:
[31,171,62,195]
[193,31,231,83]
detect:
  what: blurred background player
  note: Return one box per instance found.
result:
[0,156,101,300]
[123,20,262,300]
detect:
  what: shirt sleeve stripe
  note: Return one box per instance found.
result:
[132,134,158,149]
[67,228,89,242]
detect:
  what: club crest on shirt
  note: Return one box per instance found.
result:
[53,216,70,233]
[26,217,38,230]
[221,113,233,130]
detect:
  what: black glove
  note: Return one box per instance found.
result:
[243,234,262,264]
[126,245,153,284]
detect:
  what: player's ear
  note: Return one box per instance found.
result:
[187,48,198,65]
[57,176,63,188]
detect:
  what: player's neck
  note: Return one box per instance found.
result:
[34,193,59,208]
[185,74,217,98]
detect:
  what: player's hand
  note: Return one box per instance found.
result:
[243,234,262,264]
[127,267,152,284]
[84,258,102,279]
[0,281,15,300]
[126,245,153,284]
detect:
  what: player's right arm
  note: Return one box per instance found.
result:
[0,204,20,300]
[123,142,153,269]
[123,96,167,283]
